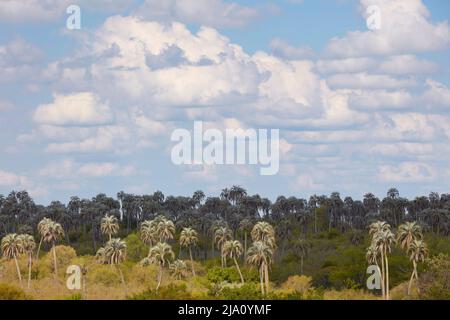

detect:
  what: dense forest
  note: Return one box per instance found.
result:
[0,186,449,300]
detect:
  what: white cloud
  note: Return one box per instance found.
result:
[378,55,438,75]
[135,0,259,28]
[326,0,450,57]
[316,57,376,74]
[270,38,314,59]
[39,159,136,178]
[0,170,29,186]
[34,92,113,126]
[378,162,436,182]
[326,73,416,90]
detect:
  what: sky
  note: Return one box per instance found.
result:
[0,0,450,204]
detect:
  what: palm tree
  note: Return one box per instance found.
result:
[223,240,245,284]
[42,221,65,277]
[246,241,273,295]
[292,239,311,274]
[155,216,175,242]
[373,228,396,300]
[148,242,175,290]
[95,246,107,264]
[238,219,253,260]
[407,239,428,295]
[35,217,52,260]
[251,222,276,249]
[179,227,198,277]
[170,260,188,280]
[18,234,35,289]
[1,234,24,286]
[366,244,385,297]
[104,238,127,288]
[397,222,422,250]
[214,227,232,268]
[101,214,119,241]
[140,220,157,247]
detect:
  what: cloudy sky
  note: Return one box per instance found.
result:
[0,0,449,204]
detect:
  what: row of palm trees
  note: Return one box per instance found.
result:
[92,214,278,293]
[1,218,65,289]
[366,221,428,299]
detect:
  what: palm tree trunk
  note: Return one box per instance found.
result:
[408,260,417,295]
[264,262,270,294]
[52,242,58,278]
[244,232,247,261]
[28,253,32,289]
[189,247,196,277]
[380,252,386,299]
[35,236,43,260]
[117,265,127,295]
[14,256,23,287]
[233,257,244,284]
[156,264,163,290]
[384,248,390,300]
[300,256,304,274]
[259,264,265,295]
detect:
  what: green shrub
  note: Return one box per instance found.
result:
[128,284,193,300]
[0,283,32,300]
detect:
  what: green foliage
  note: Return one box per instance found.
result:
[419,254,450,300]
[206,266,258,284]
[64,293,83,300]
[128,284,194,300]
[0,283,32,300]
[210,282,263,300]
[124,233,148,262]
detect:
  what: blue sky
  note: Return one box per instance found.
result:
[0,0,450,204]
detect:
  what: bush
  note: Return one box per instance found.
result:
[211,282,263,300]
[324,289,377,300]
[281,275,313,295]
[0,283,32,300]
[206,266,258,284]
[419,254,450,300]
[128,284,194,300]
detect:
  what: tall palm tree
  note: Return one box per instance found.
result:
[1,234,24,286]
[407,239,428,295]
[140,220,157,247]
[366,244,385,297]
[214,227,232,268]
[373,228,396,300]
[292,239,311,274]
[148,242,175,290]
[223,240,245,284]
[238,219,253,260]
[104,238,127,288]
[101,214,119,241]
[19,234,35,289]
[246,241,273,295]
[42,221,65,277]
[169,260,188,280]
[251,222,276,249]
[35,217,52,260]
[397,222,423,250]
[179,227,198,276]
[155,216,176,242]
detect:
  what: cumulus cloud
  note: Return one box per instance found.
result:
[34,92,113,126]
[135,0,259,28]
[270,38,314,59]
[39,159,136,178]
[378,162,436,182]
[326,0,450,57]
